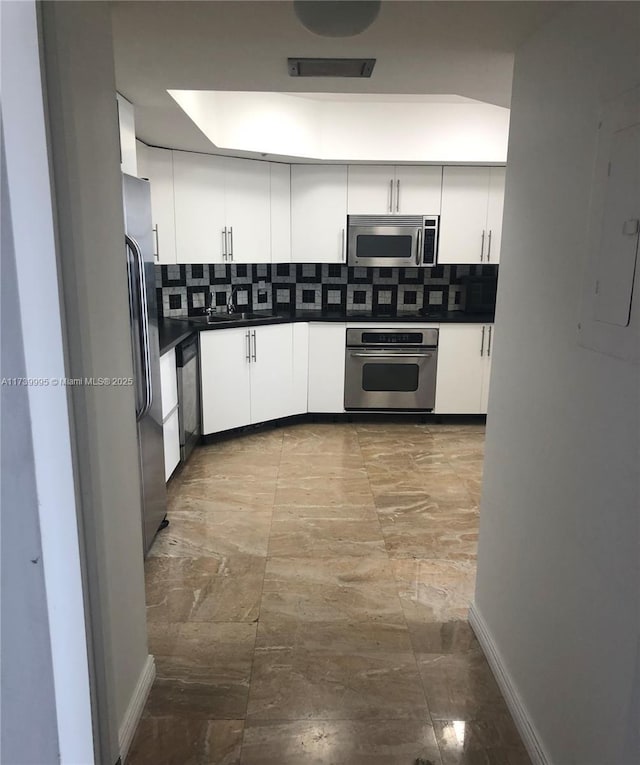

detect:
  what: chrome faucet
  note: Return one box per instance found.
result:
[227,287,240,314]
[204,291,216,322]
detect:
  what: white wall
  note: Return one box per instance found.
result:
[1,3,95,762]
[41,1,152,759]
[0,125,61,765]
[169,90,510,163]
[475,4,640,764]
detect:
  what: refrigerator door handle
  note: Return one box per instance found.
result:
[125,239,144,417]
[126,234,153,420]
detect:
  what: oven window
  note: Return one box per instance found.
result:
[357,234,413,259]
[362,363,419,392]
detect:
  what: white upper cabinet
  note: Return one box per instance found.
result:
[117,93,137,176]
[347,165,442,215]
[137,142,177,265]
[270,162,292,263]
[347,166,396,214]
[438,166,504,264]
[222,157,271,263]
[173,151,281,264]
[173,151,226,264]
[291,165,348,263]
[394,166,442,215]
[486,166,505,264]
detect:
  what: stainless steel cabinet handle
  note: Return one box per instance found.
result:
[153,225,159,261]
[350,352,433,359]
[415,228,423,266]
[246,330,251,362]
[480,230,485,262]
[222,227,228,261]
[396,179,400,212]
[480,325,485,356]
[341,228,346,262]
[251,330,257,362]
[388,179,393,212]
[487,326,492,357]
[487,230,492,262]
[229,226,234,261]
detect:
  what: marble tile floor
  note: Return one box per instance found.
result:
[128,420,531,765]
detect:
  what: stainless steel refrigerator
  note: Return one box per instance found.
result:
[123,173,167,555]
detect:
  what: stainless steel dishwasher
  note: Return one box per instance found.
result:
[176,334,200,462]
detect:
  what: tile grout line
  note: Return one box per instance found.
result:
[363,422,446,765]
[238,428,283,763]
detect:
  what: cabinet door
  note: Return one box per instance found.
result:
[291,165,348,263]
[163,407,180,481]
[159,348,178,420]
[480,324,494,413]
[249,324,293,424]
[438,167,491,264]
[395,166,443,215]
[223,157,271,263]
[200,329,251,434]
[117,93,137,176]
[486,167,505,264]
[173,151,226,264]
[347,165,395,214]
[435,324,485,414]
[307,323,346,413]
[138,143,177,264]
[270,163,291,263]
[292,322,309,415]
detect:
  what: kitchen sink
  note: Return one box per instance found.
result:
[177,312,275,325]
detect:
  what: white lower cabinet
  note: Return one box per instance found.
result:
[435,324,494,414]
[198,320,495,431]
[292,323,309,415]
[160,349,180,480]
[307,323,346,413]
[248,324,294,424]
[163,409,180,481]
[201,328,252,433]
[200,324,298,434]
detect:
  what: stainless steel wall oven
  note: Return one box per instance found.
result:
[344,328,439,411]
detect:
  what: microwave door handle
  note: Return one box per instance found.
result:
[389,179,393,212]
[416,228,423,266]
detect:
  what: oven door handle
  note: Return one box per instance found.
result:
[349,351,434,359]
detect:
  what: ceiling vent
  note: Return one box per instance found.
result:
[287,57,376,78]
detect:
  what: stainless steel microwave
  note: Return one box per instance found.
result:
[347,215,439,268]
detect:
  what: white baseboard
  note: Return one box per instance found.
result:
[118,654,155,763]
[468,603,551,765]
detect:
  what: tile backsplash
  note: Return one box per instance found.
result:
[156,263,498,319]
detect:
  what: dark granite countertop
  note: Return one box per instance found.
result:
[159,309,495,355]
[157,319,197,356]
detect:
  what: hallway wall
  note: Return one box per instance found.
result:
[41,1,151,759]
[475,3,640,764]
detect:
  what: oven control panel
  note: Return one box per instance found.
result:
[346,328,439,348]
